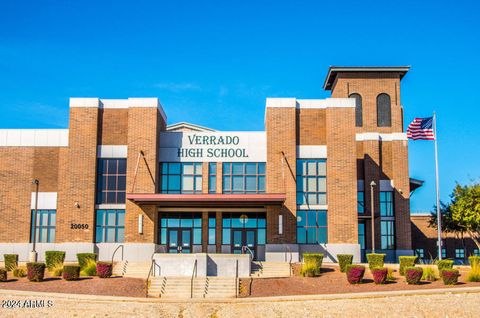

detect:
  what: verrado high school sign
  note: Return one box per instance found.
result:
[159,131,266,162]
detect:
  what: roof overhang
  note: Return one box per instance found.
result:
[127,193,286,207]
[409,177,424,194]
[323,66,411,90]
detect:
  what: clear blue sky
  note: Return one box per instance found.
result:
[1,1,479,213]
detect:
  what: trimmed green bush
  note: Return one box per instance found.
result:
[366,253,386,269]
[45,251,66,270]
[346,265,365,284]
[469,256,480,267]
[77,253,97,269]
[0,268,7,282]
[421,266,437,281]
[337,254,353,273]
[405,266,423,284]
[467,262,480,282]
[302,253,323,276]
[26,262,46,282]
[62,265,81,281]
[436,259,454,277]
[4,254,18,271]
[399,256,418,276]
[441,269,460,285]
[96,262,113,278]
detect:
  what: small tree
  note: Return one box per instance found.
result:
[430,182,480,252]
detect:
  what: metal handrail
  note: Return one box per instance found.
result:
[190,259,198,298]
[145,259,156,297]
[111,245,124,265]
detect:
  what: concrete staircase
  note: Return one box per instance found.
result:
[148,276,238,298]
[112,260,151,279]
[250,261,291,278]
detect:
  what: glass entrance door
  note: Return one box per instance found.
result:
[167,228,192,253]
[231,229,257,258]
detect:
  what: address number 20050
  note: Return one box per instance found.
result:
[71,224,89,230]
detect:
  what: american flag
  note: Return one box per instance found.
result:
[407,117,435,140]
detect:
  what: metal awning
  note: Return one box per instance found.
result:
[126,193,287,207]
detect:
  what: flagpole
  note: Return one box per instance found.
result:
[433,112,442,260]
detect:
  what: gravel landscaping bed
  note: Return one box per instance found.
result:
[0,274,146,298]
[240,264,480,297]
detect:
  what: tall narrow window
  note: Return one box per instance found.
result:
[296,159,327,206]
[31,209,56,243]
[96,158,127,204]
[349,93,363,127]
[357,191,365,214]
[208,212,216,245]
[208,163,217,194]
[380,191,394,217]
[377,93,392,127]
[380,220,395,250]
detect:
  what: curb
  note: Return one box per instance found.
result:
[1,286,480,304]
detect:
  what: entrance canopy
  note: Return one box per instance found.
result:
[126,193,286,207]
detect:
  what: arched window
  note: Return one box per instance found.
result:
[377,93,391,127]
[349,93,362,127]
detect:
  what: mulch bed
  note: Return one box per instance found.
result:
[240,264,480,297]
[0,273,147,298]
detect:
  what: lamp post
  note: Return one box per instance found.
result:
[30,179,39,262]
[370,181,376,253]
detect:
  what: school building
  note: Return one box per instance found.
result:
[0,66,425,265]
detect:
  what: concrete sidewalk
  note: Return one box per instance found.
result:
[1,285,479,303]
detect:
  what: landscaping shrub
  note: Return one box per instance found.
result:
[26,262,46,282]
[13,266,26,278]
[441,269,460,285]
[346,265,365,284]
[469,256,480,267]
[50,262,64,276]
[80,259,97,276]
[4,254,18,271]
[96,262,113,278]
[337,254,353,273]
[399,256,417,276]
[371,267,388,284]
[467,262,480,282]
[300,262,317,277]
[0,268,7,282]
[366,253,385,269]
[386,267,395,281]
[436,259,454,277]
[421,266,437,281]
[77,253,97,268]
[302,253,323,276]
[62,265,81,281]
[405,266,423,285]
[45,251,65,270]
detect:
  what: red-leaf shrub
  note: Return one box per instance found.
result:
[346,265,365,284]
[62,265,80,281]
[441,269,460,285]
[0,268,7,282]
[371,267,388,284]
[26,262,46,282]
[405,267,423,285]
[96,262,113,278]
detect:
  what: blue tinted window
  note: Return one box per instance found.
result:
[161,163,202,194]
[222,163,266,194]
[296,160,327,206]
[380,191,394,216]
[95,209,125,243]
[96,159,127,204]
[31,209,56,243]
[296,210,328,244]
